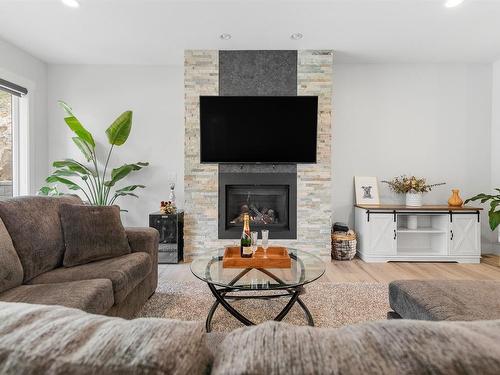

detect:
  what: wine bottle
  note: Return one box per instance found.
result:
[240,213,252,258]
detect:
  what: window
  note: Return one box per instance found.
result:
[0,90,15,199]
[0,78,28,198]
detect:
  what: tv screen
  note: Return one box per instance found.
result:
[200,96,318,163]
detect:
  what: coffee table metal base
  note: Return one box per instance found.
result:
[205,267,314,332]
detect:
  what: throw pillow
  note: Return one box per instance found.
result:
[0,301,212,375]
[212,320,500,375]
[0,195,83,282]
[60,204,131,267]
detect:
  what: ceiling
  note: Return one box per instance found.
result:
[0,0,500,65]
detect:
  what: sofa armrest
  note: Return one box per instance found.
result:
[124,227,159,302]
[125,227,159,264]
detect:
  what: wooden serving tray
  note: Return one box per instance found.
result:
[222,246,292,269]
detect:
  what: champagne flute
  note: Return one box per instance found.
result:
[261,229,269,254]
[251,231,258,254]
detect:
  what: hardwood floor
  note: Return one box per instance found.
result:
[159,257,500,283]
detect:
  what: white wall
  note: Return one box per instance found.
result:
[0,37,48,194]
[47,62,496,251]
[491,60,500,190]
[47,65,184,226]
[332,63,495,249]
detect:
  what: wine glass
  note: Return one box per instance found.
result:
[261,229,269,254]
[251,231,258,254]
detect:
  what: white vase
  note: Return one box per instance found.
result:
[407,215,418,230]
[405,192,423,207]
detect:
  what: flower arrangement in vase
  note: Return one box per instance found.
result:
[382,175,446,207]
[160,201,176,215]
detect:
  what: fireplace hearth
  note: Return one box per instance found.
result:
[218,164,297,239]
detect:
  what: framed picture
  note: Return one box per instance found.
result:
[354,176,380,205]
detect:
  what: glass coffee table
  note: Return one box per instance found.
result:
[190,248,325,332]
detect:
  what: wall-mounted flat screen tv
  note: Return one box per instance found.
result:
[200,96,318,163]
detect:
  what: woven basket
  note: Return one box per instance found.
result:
[331,231,357,260]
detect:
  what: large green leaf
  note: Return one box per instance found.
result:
[51,169,81,177]
[72,137,93,161]
[106,110,133,146]
[45,176,81,191]
[489,210,500,231]
[58,100,76,117]
[105,165,134,187]
[64,117,95,147]
[465,193,494,204]
[111,162,148,178]
[59,101,96,147]
[114,192,139,199]
[110,192,139,205]
[38,186,62,196]
[490,200,500,210]
[115,184,145,193]
[51,169,89,181]
[53,159,96,176]
[38,186,52,196]
[105,162,148,187]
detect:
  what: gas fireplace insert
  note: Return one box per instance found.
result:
[218,165,297,239]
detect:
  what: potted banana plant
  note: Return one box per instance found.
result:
[465,190,500,231]
[39,101,149,207]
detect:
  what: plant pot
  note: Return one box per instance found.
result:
[406,192,423,207]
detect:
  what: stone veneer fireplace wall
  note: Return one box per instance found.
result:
[184,50,333,258]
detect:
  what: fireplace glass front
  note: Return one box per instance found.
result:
[226,185,289,230]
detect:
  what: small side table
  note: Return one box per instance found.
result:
[149,210,184,264]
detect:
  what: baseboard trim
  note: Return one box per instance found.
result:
[358,251,480,264]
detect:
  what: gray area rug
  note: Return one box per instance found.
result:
[136,280,390,332]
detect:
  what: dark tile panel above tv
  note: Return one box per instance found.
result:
[219,50,297,96]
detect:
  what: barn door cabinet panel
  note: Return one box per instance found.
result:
[354,205,481,263]
[449,214,480,256]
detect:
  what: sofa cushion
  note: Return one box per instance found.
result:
[0,301,211,375]
[212,320,500,375]
[0,217,23,293]
[389,280,500,321]
[28,253,152,304]
[0,195,82,282]
[60,204,131,267]
[0,279,114,315]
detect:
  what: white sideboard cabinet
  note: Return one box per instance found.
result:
[354,205,482,263]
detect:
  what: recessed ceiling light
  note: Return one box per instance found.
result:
[290,33,303,40]
[219,33,232,40]
[445,0,465,8]
[61,0,80,8]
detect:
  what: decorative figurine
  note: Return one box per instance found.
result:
[168,183,176,206]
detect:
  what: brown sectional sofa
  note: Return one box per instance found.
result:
[1,301,499,375]
[0,196,159,318]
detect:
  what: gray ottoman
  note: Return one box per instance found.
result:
[389,280,500,321]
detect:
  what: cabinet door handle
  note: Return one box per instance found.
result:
[394,229,397,240]
[450,230,454,241]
